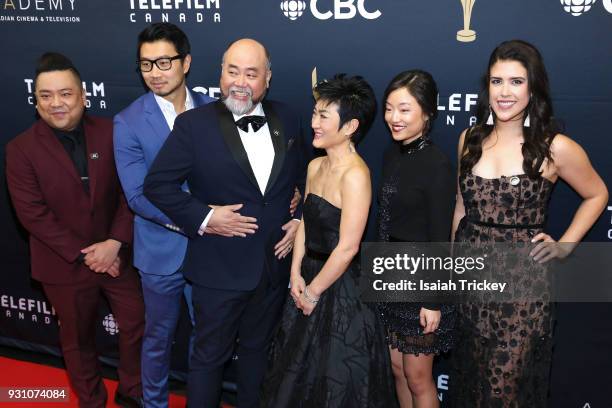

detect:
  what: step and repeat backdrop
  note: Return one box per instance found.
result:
[1,1,611,406]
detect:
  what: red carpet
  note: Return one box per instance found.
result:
[0,356,187,407]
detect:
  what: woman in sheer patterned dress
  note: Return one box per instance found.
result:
[449,40,608,407]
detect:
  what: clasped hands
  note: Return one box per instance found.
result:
[81,239,122,277]
[290,274,320,316]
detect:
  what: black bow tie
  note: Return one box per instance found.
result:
[235,115,267,133]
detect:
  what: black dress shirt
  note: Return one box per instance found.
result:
[53,122,89,193]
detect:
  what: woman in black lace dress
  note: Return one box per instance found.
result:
[449,40,608,407]
[376,70,455,408]
[261,75,398,407]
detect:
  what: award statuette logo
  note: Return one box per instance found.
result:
[457,0,477,42]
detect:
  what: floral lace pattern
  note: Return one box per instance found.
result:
[449,172,555,407]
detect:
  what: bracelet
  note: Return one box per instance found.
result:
[303,286,320,304]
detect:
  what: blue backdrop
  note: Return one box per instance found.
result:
[1,1,611,406]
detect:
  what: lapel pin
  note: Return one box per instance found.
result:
[90,153,99,160]
[273,130,280,136]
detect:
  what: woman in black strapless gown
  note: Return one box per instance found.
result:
[449,40,608,407]
[261,75,398,407]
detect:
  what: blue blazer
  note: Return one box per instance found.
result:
[113,90,214,275]
[144,100,307,290]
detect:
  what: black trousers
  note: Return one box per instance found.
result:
[188,273,288,408]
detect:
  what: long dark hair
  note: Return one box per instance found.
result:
[461,40,560,178]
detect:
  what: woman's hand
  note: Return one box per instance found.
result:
[420,307,441,334]
[530,233,572,264]
[295,285,319,316]
[290,274,306,303]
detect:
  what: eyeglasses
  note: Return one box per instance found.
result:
[137,55,183,72]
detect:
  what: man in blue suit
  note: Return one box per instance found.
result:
[113,23,214,408]
[144,38,307,408]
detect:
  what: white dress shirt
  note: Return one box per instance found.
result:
[154,88,195,231]
[154,87,194,130]
[233,103,275,194]
[198,103,275,235]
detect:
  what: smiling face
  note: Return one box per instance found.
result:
[311,99,350,150]
[220,39,271,115]
[35,70,86,131]
[384,87,428,143]
[139,40,190,99]
[488,59,530,125]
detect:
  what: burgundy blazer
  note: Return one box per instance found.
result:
[6,115,133,284]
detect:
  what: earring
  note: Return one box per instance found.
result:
[523,114,530,127]
[486,108,494,125]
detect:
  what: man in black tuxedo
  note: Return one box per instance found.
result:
[144,38,306,407]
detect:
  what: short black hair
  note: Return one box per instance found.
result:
[383,70,438,136]
[137,23,191,58]
[34,52,82,87]
[314,74,377,145]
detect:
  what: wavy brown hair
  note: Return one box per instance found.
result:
[460,40,561,178]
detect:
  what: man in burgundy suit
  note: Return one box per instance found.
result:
[5,53,144,408]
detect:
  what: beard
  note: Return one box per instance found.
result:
[222,85,263,116]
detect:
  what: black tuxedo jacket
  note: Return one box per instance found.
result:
[144,100,307,290]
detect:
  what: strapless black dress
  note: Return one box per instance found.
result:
[260,194,398,407]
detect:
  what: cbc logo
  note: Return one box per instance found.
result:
[102,314,119,336]
[280,0,381,21]
[561,0,597,15]
[281,1,307,20]
[560,0,612,16]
